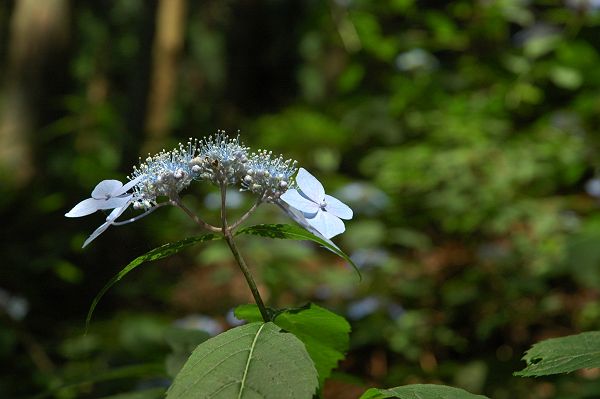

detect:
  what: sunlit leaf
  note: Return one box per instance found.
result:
[234,303,350,388]
[86,234,219,331]
[166,322,318,399]
[359,384,489,399]
[237,224,361,279]
[515,331,600,377]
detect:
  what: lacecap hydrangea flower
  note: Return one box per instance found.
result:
[66,132,352,246]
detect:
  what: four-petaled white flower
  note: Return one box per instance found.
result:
[65,176,144,218]
[280,168,353,239]
[65,175,145,247]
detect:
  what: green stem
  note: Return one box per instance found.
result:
[173,198,221,233]
[224,231,270,322]
[220,183,270,322]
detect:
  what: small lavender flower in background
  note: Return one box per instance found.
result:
[585,177,600,198]
[281,168,353,239]
[242,149,297,202]
[190,131,249,186]
[346,296,380,320]
[335,182,389,216]
[174,314,223,337]
[225,308,246,327]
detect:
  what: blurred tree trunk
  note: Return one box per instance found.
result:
[144,0,187,152]
[0,0,69,187]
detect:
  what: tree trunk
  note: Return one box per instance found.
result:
[144,0,187,153]
[0,0,69,186]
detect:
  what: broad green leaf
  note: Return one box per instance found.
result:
[237,224,361,279]
[86,234,219,331]
[359,384,489,399]
[167,322,318,399]
[515,331,600,377]
[234,303,351,388]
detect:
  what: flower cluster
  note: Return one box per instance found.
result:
[130,139,200,210]
[241,149,297,202]
[66,131,352,246]
[189,132,249,185]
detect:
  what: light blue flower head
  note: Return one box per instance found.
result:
[130,139,200,210]
[189,131,249,186]
[241,149,297,202]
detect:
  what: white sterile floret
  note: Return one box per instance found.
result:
[280,168,353,239]
[65,175,147,247]
[241,149,297,202]
[189,131,249,186]
[130,139,200,210]
[65,175,144,218]
[82,203,130,248]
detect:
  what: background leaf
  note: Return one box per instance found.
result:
[237,223,360,279]
[167,322,318,399]
[359,384,490,399]
[515,331,600,377]
[234,303,350,388]
[86,234,219,330]
[164,326,210,378]
[233,304,265,323]
[98,388,166,399]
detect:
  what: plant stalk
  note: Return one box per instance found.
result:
[220,183,270,322]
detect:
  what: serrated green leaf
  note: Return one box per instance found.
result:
[86,234,219,331]
[167,322,318,399]
[237,223,361,280]
[515,331,600,377]
[359,384,489,399]
[234,303,350,389]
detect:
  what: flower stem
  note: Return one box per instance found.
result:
[223,231,270,322]
[229,198,261,232]
[174,198,221,233]
[220,184,270,322]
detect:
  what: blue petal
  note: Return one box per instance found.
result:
[277,201,342,251]
[295,168,325,203]
[324,194,353,220]
[82,222,111,248]
[65,198,101,217]
[307,210,345,239]
[96,195,132,210]
[116,174,146,196]
[91,180,123,199]
[280,189,319,215]
[82,204,129,248]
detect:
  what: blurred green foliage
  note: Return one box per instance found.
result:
[2,1,600,398]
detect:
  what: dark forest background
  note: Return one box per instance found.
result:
[2,1,600,398]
